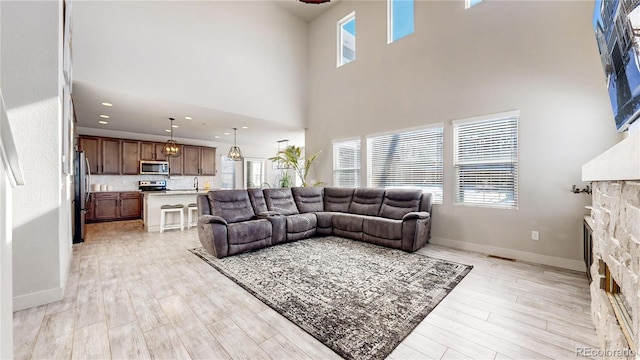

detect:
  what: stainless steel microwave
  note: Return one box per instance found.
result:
[139,160,169,175]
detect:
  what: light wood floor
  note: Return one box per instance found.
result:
[13,220,599,359]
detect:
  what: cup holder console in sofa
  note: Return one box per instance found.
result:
[197,187,432,258]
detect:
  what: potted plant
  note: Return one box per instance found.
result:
[269,145,321,187]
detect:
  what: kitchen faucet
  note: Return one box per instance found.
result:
[194,177,198,190]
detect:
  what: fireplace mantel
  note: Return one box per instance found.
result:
[582,131,640,181]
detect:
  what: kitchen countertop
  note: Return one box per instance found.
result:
[142,189,212,195]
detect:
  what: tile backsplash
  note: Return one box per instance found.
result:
[91,175,216,192]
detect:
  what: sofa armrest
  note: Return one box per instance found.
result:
[199,215,228,225]
[402,211,430,221]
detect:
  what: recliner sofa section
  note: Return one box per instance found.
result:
[197,187,432,258]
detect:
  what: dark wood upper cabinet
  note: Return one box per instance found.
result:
[182,146,200,175]
[101,138,121,174]
[122,140,140,175]
[79,137,100,174]
[183,145,216,175]
[200,147,216,176]
[141,142,168,161]
[168,148,183,175]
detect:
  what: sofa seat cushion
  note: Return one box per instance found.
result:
[208,190,256,223]
[263,188,299,215]
[324,187,355,212]
[349,188,385,216]
[363,217,403,240]
[227,219,271,245]
[378,189,422,220]
[292,187,324,213]
[333,213,368,233]
[286,213,317,233]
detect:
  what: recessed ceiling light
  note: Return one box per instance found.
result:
[165,129,171,133]
[185,116,192,120]
[223,132,230,135]
[101,102,113,107]
[98,120,108,125]
[172,125,179,128]
[214,136,220,139]
[99,115,110,119]
[242,126,249,129]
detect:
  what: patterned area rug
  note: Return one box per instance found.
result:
[190,237,472,360]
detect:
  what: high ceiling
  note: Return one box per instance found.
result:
[71,0,337,149]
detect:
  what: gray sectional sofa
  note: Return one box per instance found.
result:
[196,187,432,258]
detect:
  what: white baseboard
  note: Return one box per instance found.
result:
[13,287,63,312]
[430,236,586,272]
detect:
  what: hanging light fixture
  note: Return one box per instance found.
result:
[299,0,330,3]
[227,127,243,161]
[161,117,182,157]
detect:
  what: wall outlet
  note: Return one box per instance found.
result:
[531,231,539,241]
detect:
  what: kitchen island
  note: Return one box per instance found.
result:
[142,190,210,232]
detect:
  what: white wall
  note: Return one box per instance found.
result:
[1,0,70,310]
[307,0,620,269]
[72,0,309,129]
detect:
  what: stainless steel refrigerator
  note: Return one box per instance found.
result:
[73,151,91,243]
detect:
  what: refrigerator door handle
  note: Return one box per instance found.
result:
[85,158,92,201]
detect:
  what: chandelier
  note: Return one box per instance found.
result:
[161,118,182,157]
[227,128,243,161]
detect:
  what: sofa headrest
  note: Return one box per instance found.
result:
[263,188,299,215]
[349,188,385,216]
[248,188,268,214]
[378,188,423,220]
[324,187,355,212]
[207,190,255,223]
[291,187,324,213]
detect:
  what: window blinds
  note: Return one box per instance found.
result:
[453,115,518,208]
[367,126,443,203]
[333,139,361,187]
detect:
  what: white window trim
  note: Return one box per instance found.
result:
[452,111,519,209]
[337,11,356,68]
[366,122,444,139]
[387,0,414,44]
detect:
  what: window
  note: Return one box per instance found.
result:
[465,0,482,9]
[338,12,356,67]
[333,139,361,187]
[220,156,236,189]
[388,0,414,43]
[453,111,519,208]
[367,125,443,203]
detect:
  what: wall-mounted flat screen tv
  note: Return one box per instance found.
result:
[593,0,640,132]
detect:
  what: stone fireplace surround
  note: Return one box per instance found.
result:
[583,130,640,355]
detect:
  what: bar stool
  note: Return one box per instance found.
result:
[187,203,198,229]
[160,204,184,233]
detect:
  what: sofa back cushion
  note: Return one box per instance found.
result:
[207,190,255,223]
[324,187,355,212]
[291,187,324,213]
[263,188,300,215]
[248,188,268,214]
[349,188,385,216]
[378,189,423,220]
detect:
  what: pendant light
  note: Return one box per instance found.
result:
[161,118,182,157]
[227,127,243,161]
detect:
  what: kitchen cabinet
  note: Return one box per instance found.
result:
[168,148,183,175]
[85,194,95,222]
[122,140,140,175]
[78,136,121,174]
[183,145,216,175]
[90,192,142,222]
[141,142,168,161]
